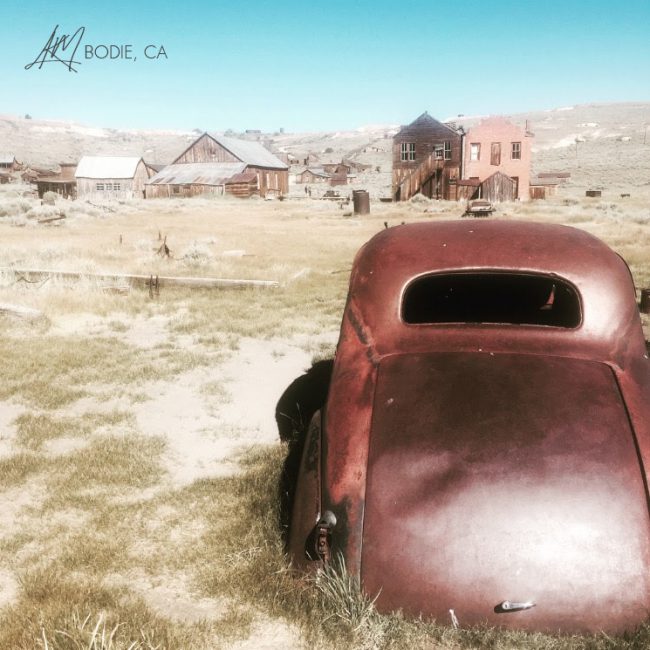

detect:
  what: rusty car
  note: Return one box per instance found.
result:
[288,220,650,634]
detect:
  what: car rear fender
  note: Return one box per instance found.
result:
[289,410,323,568]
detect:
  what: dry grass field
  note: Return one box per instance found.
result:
[0,166,650,647]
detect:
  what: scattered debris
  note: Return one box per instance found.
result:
[148,275,160,299]
[156,235,172,258]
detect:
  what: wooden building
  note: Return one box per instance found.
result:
[288,152,320,167]
[35,162,78,199]
[322,162,351,175]
[392,112,462,201]
[297,168,332,184]
[529,176,562,200]
[0,154,18,171]
[75,156,150,200]
[479,171,517,202]
[157,132,288,198]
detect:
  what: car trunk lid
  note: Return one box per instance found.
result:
[360,352,650,632]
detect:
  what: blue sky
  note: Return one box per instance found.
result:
[1,0,649,131]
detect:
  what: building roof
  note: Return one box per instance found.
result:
[0,154,15,164]
[145,163,167,173]
[146,162,247,186]
[396,112,460,138]
[225,171,258,184]
[75,156,143,179]
[302,167,331,178]
[209,134,288,170]
[530,176,562,186]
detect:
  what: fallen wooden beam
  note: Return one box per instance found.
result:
[0,302,44,320]
[1,268,279,290]
[38,215,66,224]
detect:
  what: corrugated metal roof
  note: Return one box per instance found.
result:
[75,156,143,179]
[0,154,15,164]
[209,134,288,170]
[146,162,247,186]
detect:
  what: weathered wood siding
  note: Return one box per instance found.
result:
[480,171,516,202]
[392,114,462,200]
[251,166,288,196]
[174,134,240,164]
[144,183,225,199]
[225,180,258,198]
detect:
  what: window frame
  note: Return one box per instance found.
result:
[400,142,416,162]
[511,141,522,160]
[470,143,481,161]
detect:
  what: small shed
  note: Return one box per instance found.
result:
[479,171,516,202]
[529,176,561,200]
[297,168,331,184]
[75,156,149,200]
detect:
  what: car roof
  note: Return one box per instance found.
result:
[345,220,644,366]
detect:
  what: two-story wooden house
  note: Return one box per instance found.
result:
[392,112,462,201]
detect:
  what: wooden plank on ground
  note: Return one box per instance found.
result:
[1,268,279,290]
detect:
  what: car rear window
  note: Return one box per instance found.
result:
[402,272,581,327]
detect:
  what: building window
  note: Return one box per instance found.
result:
[172,186,180,194]
[113,183,121,190]
[400,142,416,162]
[105,183,113,191]
[444,141,451,160]
[470,143,480,161]
[96,183,104,191]
[434,144,444,160]
[511,142,522,160]
[491,142,501,166]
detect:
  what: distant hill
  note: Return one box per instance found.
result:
[1,102,648,190]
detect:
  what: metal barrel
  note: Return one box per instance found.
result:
[353,190,370,215]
